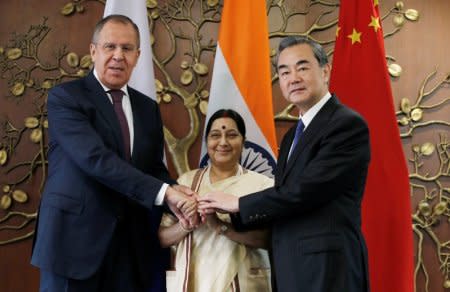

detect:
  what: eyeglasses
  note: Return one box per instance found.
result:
[95,42,137,54]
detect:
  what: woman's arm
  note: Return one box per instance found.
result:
[207,214,270,249]
[158,220,193,248]
[158,203,200,248]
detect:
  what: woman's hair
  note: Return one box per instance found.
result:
[205,109,246,141]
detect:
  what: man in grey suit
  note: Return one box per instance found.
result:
[31,15,196,292]
[199,36,370,292]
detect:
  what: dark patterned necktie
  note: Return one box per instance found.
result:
[288,119,304,161]
[109,90,131,161]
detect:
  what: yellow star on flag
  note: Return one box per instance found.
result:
[374,0,379,6]
[336,26,341,37]
[369,16,381,32]
[347,28,362,44]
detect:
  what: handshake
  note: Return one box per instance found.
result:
[164,185,240,230]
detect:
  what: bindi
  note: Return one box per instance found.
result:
[221,125,227,130]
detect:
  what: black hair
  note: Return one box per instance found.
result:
[205,109,246,141]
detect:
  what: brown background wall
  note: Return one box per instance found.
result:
[0,1,449,291]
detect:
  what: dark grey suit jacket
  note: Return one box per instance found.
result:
[235,95,370,292]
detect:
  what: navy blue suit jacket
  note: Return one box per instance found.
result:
[234,95,371,292]
[31,72,172,287]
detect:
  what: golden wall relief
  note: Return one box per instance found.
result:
[0,17,93,245]
[400,68,450,290]
[0,0,449,291]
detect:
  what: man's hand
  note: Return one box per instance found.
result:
[164,185,198,228]
[198,191,239,214]
[172,184,195,197]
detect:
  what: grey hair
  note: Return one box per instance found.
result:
[91,14,140,48]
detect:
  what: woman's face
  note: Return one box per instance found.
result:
[206,117,244,169]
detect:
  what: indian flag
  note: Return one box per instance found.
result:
[200,0,277,177]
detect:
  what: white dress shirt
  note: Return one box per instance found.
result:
[288,92,332,155]
[93,70,168,205]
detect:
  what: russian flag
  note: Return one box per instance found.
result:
[103,0,156,100]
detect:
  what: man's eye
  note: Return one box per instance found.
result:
[104,44,116,50]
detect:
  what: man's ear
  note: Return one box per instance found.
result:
[89,43,97,63]
[323,63,331,83]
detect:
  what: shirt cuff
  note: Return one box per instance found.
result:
[155,183,169,206]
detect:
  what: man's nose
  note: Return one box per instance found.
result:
[290,71,303,83]
[112,48,125,60]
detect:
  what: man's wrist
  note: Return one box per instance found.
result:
[155,183,169,205]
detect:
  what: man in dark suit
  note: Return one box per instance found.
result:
[199,36,371,292]
[31,15,196,292]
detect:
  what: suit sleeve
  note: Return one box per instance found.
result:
[47,86,164,210]
[238,112,370,226]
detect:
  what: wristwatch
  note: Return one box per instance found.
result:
[218,224,228,235]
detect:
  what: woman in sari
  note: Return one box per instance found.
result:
[159,109,273,292]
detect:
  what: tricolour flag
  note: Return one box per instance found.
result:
[104,0,156,99]
[330,1,414,291]
[200,0,277,177]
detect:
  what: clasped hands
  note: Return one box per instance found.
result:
[166,186,240,231]
[165,185,200,230]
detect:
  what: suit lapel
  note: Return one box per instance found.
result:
[282,95,340,179]
[276,126,295,179]
[83,72,126,158]
[129,87,143,163]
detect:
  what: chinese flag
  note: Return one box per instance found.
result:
[330,1,414,291]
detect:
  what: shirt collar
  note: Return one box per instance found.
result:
[93,69,129,97]
[299,92,332,129]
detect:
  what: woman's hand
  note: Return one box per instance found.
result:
[205,213,220,230]
[205,213,230,235]
[177,198,200,229]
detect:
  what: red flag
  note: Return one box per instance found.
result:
[330,1,414,291]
